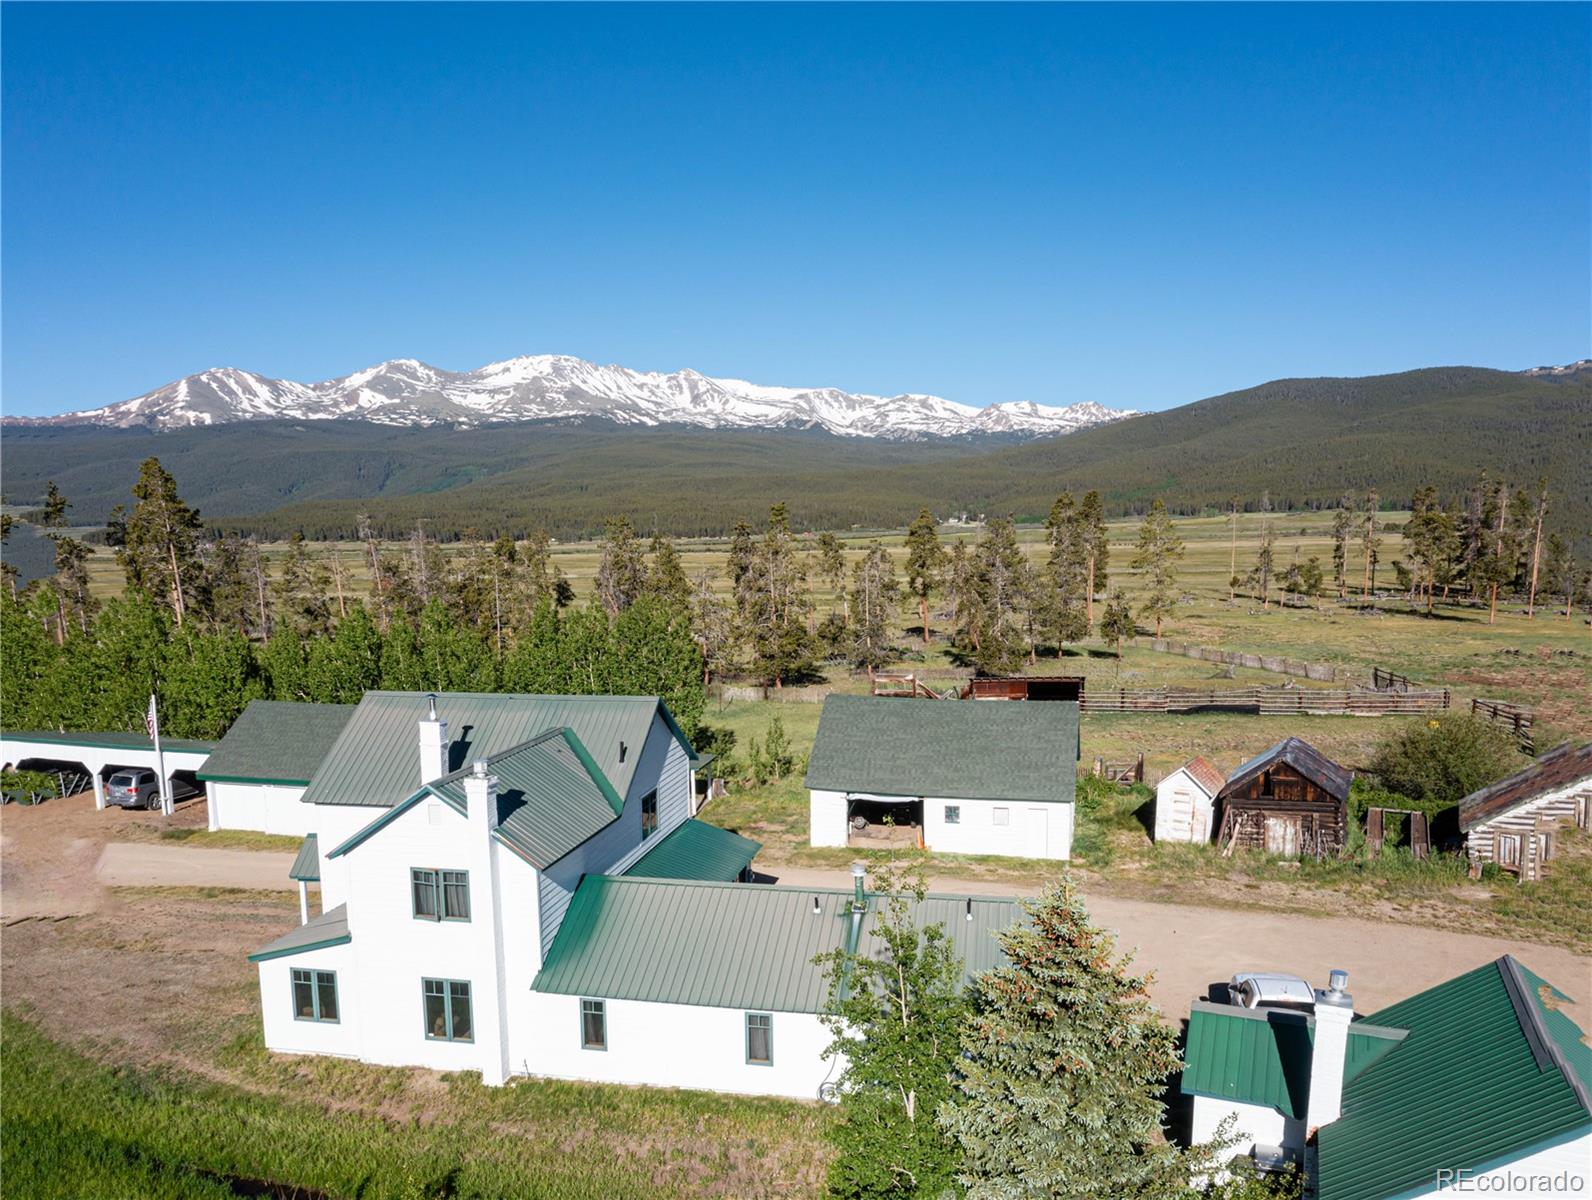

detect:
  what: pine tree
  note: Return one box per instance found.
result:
[848,542,900,672]
[596,516,647,616]
[1359,490,1382,601]
[816,862,967,1200]
[273,533,332,637]
[49,530,96,638]
[1247,520,1275,609]
[690,570,735,687]
[643,533,692,612]
[1099,589,1135,667]
[903,509,945,644]
[1522,478,1550,618]
[1079,490,1109,624]
[815,532,848,618]
[1330,496,1354,601]
[968,517,1029,675]
[939,876,1188,1200]
[520,530,574,613]
[726,520,757,591]
[737,503,813,687]
[1130,500,1183,636]
[1043,493,1090,646]
[118,457,208,626]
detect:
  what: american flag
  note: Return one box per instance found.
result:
[145,694,159,740]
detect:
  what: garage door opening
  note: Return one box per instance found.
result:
[847,796,922,849]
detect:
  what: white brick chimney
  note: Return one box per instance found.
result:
[463,759,509,1087]
[418,693,449,784]
[1307,969,1354,1134]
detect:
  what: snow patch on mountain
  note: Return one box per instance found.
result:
[9,356,1138,441]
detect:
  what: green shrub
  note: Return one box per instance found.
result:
[1368,714,1523,809]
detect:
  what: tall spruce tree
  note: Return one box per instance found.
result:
[643,533,693,612]
[1079,489,1109,624]
[848,542,900,673]
[119,457,207,626]
[939,876,1188,1200]
[903,509,945,644]
[595,516,647,616]
[737,503,813,687]
[1130,500,1183,636]
[967,517,1029,675]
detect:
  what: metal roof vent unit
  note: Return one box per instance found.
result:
[473,758,490,777]
[850,862,867,911]
[965,898,973,921]
[618,741,627,763]
[418,695,450,785]
[812,895,821,915]
[1307,968,1354,1134]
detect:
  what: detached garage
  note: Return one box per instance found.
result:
[199,700,356,835]
[806,695,1076,861]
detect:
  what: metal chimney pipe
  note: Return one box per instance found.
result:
[850,861,866,909]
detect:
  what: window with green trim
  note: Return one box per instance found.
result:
[291,968,338,1022]
[641,790,658,839]
[580,999,607,1050]
[746,1012,772,1065]
[422,978,473,1041]
[412,868,470,920]
[944,805,961,825]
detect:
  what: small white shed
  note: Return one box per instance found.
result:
[1154,756,1226,844]
[198,700,357,834]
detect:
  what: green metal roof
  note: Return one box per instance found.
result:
[533,876,1017,1014]
[1,729,216,754]
[624,819,761,882]
[289,834,320,882]
[300,691,690,808]
[804,695,1077,804]
[197,700,357,785]
[247,904,350,962]
[1181,1001,1406,1119]
[1317,956,1592,1200]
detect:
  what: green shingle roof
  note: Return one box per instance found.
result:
[1,729,215,754]
[300,691,689,808]
[534,876,1018,1013]
[247,904,350,962]
[624,819,761,882]
[197,700,357,785]
[289,834,320,882]
[1316,956,1592,1200]
[1181,1001,1406,1119]
[804,695,1077,804]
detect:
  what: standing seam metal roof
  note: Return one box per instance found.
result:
[300,691,686,808]
[289,834,321,882]
[1316,956,1591,1200]
[197,700,357,784]
[623,819,762,882]
[533,876,1017,1013]
[803,694,1077,804]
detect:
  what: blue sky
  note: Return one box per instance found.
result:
[3,2,1587,417]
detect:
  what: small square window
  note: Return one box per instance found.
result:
[746,1012,772,1065]
[944,805,960,825]
[993,807,1010,826]
[581,999,607,1050]
[292,968,338,1022]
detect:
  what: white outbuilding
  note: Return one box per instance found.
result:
[1153,755,1225,843]
[805,694,1077,860]
[198,699,357,835]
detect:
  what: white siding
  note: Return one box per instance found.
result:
[1154,771,1215,844]
[923,796,1071,860]
[1189,1095,1300,1158]
[809,789,849,847]
[257,942,361,1059]
[523,992,837,1100]
[307,805,386,909]
[1466,776,1592,879]
[210,781,319,836]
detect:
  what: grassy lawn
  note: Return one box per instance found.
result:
[156,827,307,852]
[0,1010,831,1200]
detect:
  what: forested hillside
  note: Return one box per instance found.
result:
[4,366,1586,540]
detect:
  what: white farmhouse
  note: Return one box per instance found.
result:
[1460,742,1591,881]
[806,694,1076,860]
[248,689,1015,1098]
[1153,755,1225,844]
[198,699,357,835]
[1182,957,1591,1198]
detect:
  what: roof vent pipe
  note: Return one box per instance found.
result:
[426,693,438,721]
[966,898,973,921]
[812,895,821,915]
[851,862,866,910]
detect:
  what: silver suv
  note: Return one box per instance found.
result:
[106,769,161,810]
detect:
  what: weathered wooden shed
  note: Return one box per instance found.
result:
[1459,742,1592,881]
[965,676,1085,703]
[1214,737,1352,858]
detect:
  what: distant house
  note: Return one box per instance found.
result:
[197,699,357,835]
[1214,738,1351,858]
[1183,957,1592,1198]
[806,694,1076,860]
[1154,756,1225,843]
[1460,742,1592,882]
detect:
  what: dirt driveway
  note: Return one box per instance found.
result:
[766,865,1592,1028]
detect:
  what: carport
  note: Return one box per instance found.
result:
[0,730,215,811]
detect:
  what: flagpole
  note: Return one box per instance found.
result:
[148,693,172,816]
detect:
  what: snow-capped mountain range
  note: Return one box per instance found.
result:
[8,355,1136,440]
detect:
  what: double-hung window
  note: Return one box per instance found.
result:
[580,998,607,1050]
[422,978,473,1041]
[291,968,338,1022]
[641,790,659,839]
[746,1012,772,1065]
[412,868,470,921]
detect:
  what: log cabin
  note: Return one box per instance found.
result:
[1214,737,1351,858]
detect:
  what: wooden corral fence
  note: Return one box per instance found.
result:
[1147,639,1337,682]
[1092,753,1145,786]
[1471,697,1536,754]
[1371,667,1416,693]
[1080,686,1450,716]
